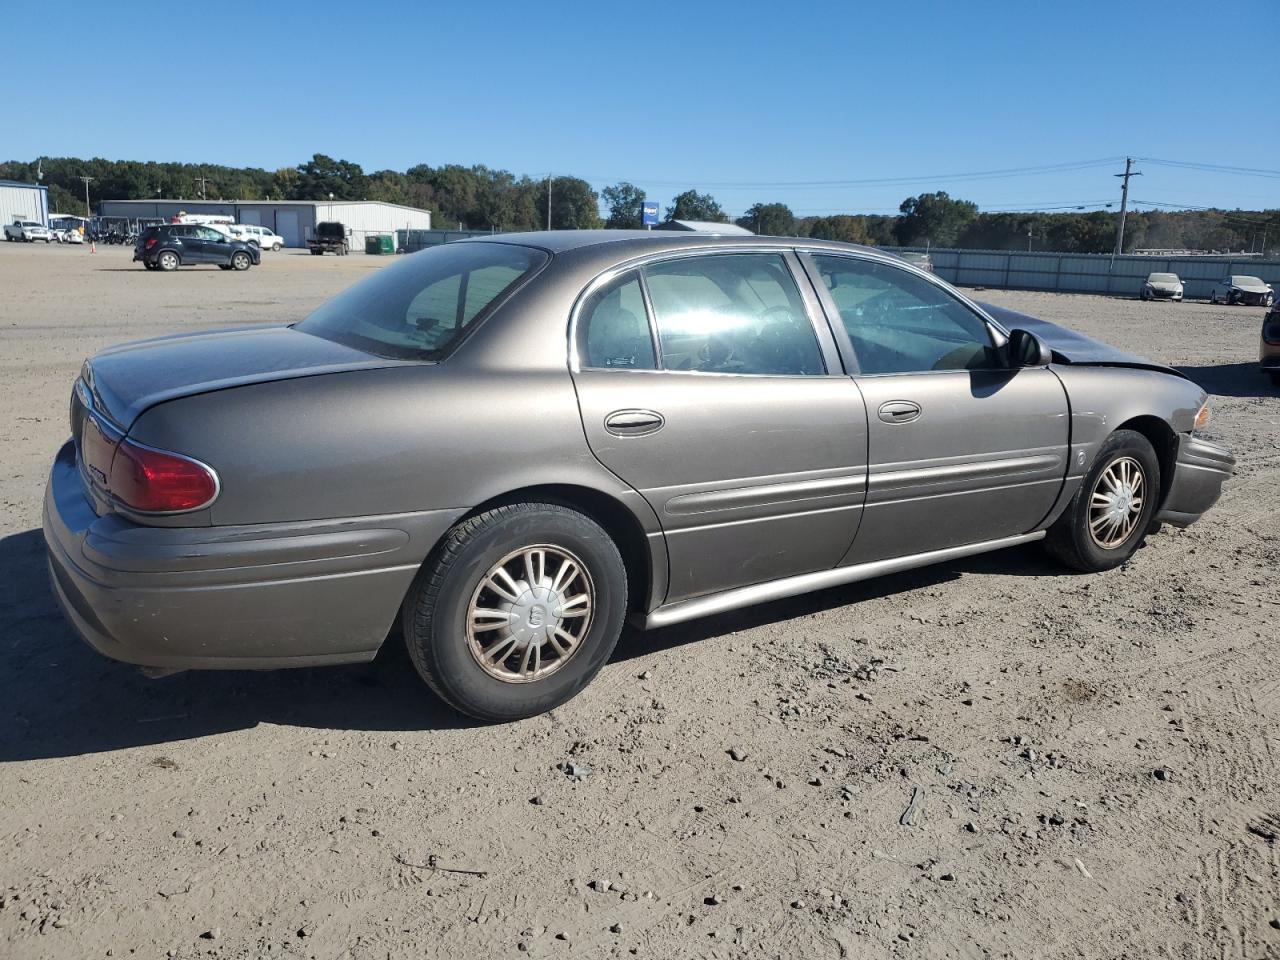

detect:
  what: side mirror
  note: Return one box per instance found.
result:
[1007,328,1050,367]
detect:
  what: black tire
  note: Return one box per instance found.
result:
[1044,429,1161,573]
[231,251,251,271]
[218,264,232,270]
[157,250,179,271]
[401,502,627,722]
[143,261,157,270]
[272,242,282,251]
[1227,291,1238,305]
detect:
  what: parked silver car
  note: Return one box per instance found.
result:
[44,232,1234,720]
[1210,275,1275,306]
[1140,272,1183,301]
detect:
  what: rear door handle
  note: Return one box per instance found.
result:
[878,400,922,424]
[604,409,665,437]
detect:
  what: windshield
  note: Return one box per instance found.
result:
[296,242,548,360]
[1148,273,1178,283]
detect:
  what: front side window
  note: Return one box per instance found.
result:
[810,255,999,375]
[297,241,548,360]
[642,254,824,375]
[579,272,657,370]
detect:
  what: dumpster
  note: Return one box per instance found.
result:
[365,234,395,255]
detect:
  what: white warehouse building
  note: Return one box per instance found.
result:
[0,179,50,228]
[96,198,432,250]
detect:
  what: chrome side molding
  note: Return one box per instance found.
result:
[642,531,1047,629]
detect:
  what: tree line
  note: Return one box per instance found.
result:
[2,155,1275,255]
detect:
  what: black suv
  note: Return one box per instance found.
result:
[134,224,261,272]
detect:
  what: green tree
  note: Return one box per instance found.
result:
[48,183,78,214]
[533,176,601,229]
[665,189,727,223]
[737,202,796,236]
[806,215,871,244]
[290,154,368,200]
[893,191,978,247]
[602,182,646,229]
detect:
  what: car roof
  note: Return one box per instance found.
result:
[457,229,887,261]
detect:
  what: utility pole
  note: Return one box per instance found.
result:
[79,175,94,218]
[195,175,210,200]
[1112,157,1141,256]
[546,173,552,231]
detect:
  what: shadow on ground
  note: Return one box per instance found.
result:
[1178,362,1278,399]
[1,524,1059,762]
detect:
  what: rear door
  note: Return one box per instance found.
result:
[571,251,868,605]
[803,252,1069,564]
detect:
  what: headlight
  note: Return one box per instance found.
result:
[1194,402,1211,432]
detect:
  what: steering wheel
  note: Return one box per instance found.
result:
[698,334,737,370]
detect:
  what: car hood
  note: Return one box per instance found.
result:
[1231,279,1272,292]
[83,325,407,429]
[978,303,1186,378]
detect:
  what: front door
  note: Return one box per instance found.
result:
[803,252,1069,564]
[571,252,868,604]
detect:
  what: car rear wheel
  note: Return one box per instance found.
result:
[1044,429,1161,573]
[231,251,251,271]
[401,502,627,722]
[157,251,179,271]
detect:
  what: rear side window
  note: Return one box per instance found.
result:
[811,255,999,375]
[643,254,825,375]
[579,272,657,370]
[297,242,548,360]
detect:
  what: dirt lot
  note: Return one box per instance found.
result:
[1,242,1277,960]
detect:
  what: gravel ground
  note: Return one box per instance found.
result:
[1,243,1277,960]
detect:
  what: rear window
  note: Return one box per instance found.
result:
[296,242,548,360]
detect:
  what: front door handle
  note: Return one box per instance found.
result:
[604,409,665,437]
[878,400,922,424]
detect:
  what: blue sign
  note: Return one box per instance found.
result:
[641,201,659,227]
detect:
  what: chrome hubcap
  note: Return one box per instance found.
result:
[466,545,594,683]
[1089,456,1145,549]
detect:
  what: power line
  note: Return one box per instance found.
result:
[576,157,1126,191]
[1136,157,1280,180]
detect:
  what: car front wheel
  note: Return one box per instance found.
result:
[1044,429,1161,572]
[401,502,628,722]
[231,251,251,271]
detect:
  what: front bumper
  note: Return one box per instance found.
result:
[1155,434,1235,528]
[42,440,462,670]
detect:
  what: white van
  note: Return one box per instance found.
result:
[234,224,285,251]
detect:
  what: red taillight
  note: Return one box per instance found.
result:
[145,237,157,249]
[108,439,218,513]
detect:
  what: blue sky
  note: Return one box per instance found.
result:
[7,0,1278,217]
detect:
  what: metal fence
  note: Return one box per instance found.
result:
[396,228,498,252]
[888,246,1280,299]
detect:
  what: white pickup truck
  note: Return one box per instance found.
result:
[4,218,52,242]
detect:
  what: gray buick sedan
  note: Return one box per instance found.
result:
[44,232,1234,721]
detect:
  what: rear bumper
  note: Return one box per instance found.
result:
[1156,434,1235,528]
[42,440,463,670]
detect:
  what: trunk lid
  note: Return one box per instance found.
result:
[82,324,406,430]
